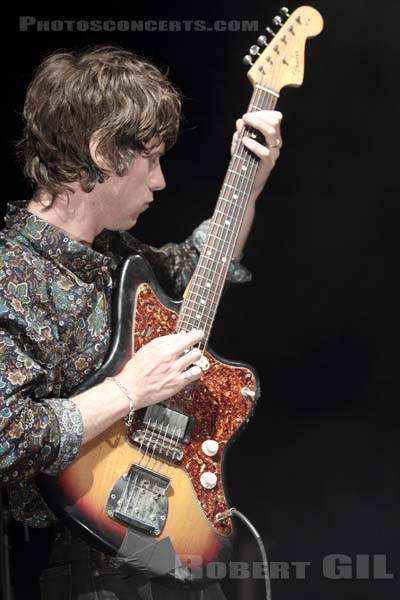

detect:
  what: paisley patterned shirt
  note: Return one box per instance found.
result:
[0,201,251,527]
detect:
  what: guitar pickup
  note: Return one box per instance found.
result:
[139,403,194,444]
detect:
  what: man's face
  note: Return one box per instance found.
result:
[95,142,166,232]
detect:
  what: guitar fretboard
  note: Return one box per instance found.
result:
[177,85,278,349]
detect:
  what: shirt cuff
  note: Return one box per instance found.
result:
[41,399,84,476]
[191,219,252,284]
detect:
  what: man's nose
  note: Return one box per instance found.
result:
[151,166,166,191]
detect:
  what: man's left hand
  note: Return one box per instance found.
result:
[231,110,283,201]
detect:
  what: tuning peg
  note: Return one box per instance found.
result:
[265,26,275,38]
[279,7,291,19]
[249,45,260,56]
[272,15,283,27]
[242,54,253,66]
[257,35,267,46]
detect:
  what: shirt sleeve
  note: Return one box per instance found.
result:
[0,288,84,484]
[98,218,252,298]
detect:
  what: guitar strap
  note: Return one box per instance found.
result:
[117,529,180,577]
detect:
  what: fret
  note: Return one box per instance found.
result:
[215,201,243,212]
[190,270,216,282]
[224,180,251,191]
[181,314,216,329]
[200,241,235,255]
[205,232,235,247]
[188,282,223,299]
[216,198,242,210]
[185,298,220,313]
[181,297,217,316]
[179,304,217,322]
[189,269,226,284]
[182,295,218,313]
[207,221,234,230]
[190,280,225,306]
[248,103,263,111]
[179,311,214,328]
[202,237,234,251]
[231,152,259,162]
[227,168,255,179]
[190,279,223,291]
[189,281,224,300]
[255,83,280,98]
[190,275,229,295]
[195,262,231,276]
[205,224,237,237]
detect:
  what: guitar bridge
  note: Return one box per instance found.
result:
[106,463,170,536]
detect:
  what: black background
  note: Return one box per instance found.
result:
[2,1,400,599]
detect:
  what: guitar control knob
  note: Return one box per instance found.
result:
[200,472,217,489]
[201,439,219,457]
[193,355,210,371]
[241,386,256,398]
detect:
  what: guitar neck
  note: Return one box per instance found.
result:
[177,85,278,347]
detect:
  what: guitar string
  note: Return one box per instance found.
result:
[157,421,174,474]
[177,83,277,337]
[120,410,155,511]
[179,83,278,346]
[163,425,182,472]
[124,414,159,510]
[176,144,255,338]
[127,412,161,508]
[140,412,163,467]
[124,415,172,515]
[176,21,284,338]
[136,408,156,466]
[132,407,182,486]
[148,413,168,464]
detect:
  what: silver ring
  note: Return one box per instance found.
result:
[269,138,281,149]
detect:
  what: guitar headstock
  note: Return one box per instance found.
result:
[245,5,324,93]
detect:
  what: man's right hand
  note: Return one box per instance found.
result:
[117,329,205,411]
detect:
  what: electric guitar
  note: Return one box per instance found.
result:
[38,6,323,586]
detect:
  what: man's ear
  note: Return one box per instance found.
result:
[89,131,110,170]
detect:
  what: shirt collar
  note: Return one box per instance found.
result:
[4,201,118,283]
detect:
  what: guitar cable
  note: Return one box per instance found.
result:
[216,507,272,600]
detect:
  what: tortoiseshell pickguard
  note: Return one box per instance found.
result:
[128,283,256,535]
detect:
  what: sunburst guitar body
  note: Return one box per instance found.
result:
[39,256,257,585]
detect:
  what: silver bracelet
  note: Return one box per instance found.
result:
[106,376,135,427]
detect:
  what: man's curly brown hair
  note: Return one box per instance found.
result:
[18,45,181,203]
